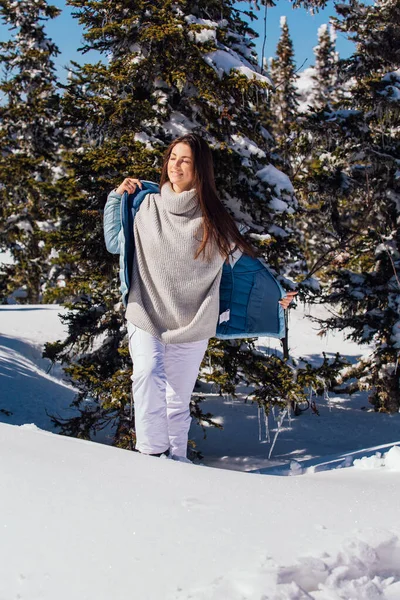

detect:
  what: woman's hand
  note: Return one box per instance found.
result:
[115,178,143,195]
[279,291,298,310]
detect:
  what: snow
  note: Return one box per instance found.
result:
[15,219,33,233]
[269,197,290,213]
[163,111,199,137]
[385,446,400,470]
[381,87,400,101]
[1,422,400,599]
[269,224,289,238]
[184,15,219,44]
[380,71,400,102]
[2,304,400,598]
[36,220,56,232]
[260,125,273,141]
[230,134,266,159]
[353,446,400,471]
[134,131,154,150]
[0,249,13,265]
[249,233,272,242]
[203,49,272,86]
[302,277,321,292]
[382,70,400,83]
[0,305,77,429]
[192,29,217,44]
[256,164,295,197]
[185,15,219,28]
[295,67,317,113]
[223,192,264,229]
[330,25,337,43]
[316,23,337,48]
[2,303,399,472]
[317,23,328,38]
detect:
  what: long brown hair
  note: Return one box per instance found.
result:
[159,133,258,262]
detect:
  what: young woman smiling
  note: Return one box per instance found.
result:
[105,134,296,460]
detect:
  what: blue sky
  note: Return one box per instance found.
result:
[239,0,354,69]
[1,0,355,82]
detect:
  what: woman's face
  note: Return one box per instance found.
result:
[167,142,195,193]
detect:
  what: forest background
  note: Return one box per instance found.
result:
[0,0,398,453]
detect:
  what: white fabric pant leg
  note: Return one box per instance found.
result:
[164,338,208,457]
[127,321,208,457]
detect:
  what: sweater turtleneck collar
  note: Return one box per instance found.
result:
[161,182,199,215]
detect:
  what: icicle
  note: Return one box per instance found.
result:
[208,349,212,373]
[268,408,287,459]
[324,384,332,412]
[265,409,270,443]
[287,401,292,425]
[309,385,314,406]
[258,404,262,441]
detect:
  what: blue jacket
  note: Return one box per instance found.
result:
[103,181,285,340]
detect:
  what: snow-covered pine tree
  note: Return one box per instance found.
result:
[44,0,308,447]
[289,25,342,276]
[295,0,400,411]
[312,23,338,109]
[295,23,338,114]
[269,16,300,162]
[0,0,66,303]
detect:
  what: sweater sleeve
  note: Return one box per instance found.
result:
[104,190,123,254]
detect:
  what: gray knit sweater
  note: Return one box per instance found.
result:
[125,182,225,343]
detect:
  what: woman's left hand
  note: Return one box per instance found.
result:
[279,291,298,310]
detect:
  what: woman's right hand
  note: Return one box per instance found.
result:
[115,178,143,195]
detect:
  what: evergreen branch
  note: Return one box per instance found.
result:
[302,233,359,280]
[378,233,400,291]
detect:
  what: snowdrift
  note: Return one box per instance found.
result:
[1,422,400,600]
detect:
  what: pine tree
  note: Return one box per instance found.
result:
[269,16,300,159]
[0,0,66,303]
[295,0,400,411]
[295,23,338,114]
[44,0,315,448]
[312,23,338,109]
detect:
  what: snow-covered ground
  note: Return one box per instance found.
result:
[0,305,76,430]
[191,304,400,472]
[1,303,400,599]
[1,422,400,599]
[1,304,399,471]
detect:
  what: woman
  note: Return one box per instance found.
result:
[104,133,295,460]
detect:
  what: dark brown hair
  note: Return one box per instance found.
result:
[160,133,258,262]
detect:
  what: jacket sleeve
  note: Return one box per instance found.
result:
[103,190,123,254]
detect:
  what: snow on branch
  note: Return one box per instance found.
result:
[380,70,400,102]
[256,164,295,196]
[203,49,272,86]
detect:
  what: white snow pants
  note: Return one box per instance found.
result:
[127,321,209,457]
